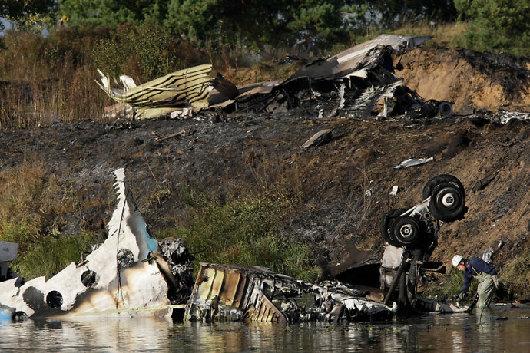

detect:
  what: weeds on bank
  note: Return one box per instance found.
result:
[0,161,75,239]
[0,161,99,280]
[500,249,530,299]
[158,191,321,282]
[423,269,478,300]
[8,232,96,280]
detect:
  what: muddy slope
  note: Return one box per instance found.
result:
[0,112,528,296]
[395,47,530,113]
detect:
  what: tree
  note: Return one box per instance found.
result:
[456,0,530,55]
[287,1,346,44]
[59,0,169,27]
[1,0,57,30]
[0,0,55,19]
[164,0,347,47]
[164,0,292,46]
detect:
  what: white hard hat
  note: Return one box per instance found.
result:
[452,255,463,267]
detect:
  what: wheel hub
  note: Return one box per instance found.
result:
[399,224,413,238]
[441,193,455,207]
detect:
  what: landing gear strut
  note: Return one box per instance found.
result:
[380,174,466,312]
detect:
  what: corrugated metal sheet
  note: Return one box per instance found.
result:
[186,263,287,323]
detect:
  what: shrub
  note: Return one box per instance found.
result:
[91,22,207,82]
[424,268,478,300]
[455,0,530,56]
[500,249,530,299]
[158,194,321,282]
[9,232,96,280]
[0,161,101,280]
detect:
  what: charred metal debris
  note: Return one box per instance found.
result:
[98,35,454,122]
[186,263,392,324]
[0,167,477,324]
[379,174,468,313]
[0,168,395,324]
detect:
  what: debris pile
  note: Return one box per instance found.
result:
[185,263,392,323]
[97,64,237,119]
[97,35,453,121]
[0,168,391,323]
[97,34,527,124]
[223,42,450,120]
[157,238,195,305]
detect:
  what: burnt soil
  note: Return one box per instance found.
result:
[0,109,528,296]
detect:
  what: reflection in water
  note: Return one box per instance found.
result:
[0,307,529,352]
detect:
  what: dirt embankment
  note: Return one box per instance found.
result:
[395,47,530,113]
[0,113,528,297]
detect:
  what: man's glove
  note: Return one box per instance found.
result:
[492,275,500,288]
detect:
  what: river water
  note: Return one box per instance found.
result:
[1,306,529,352]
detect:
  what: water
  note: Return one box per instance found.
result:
[1,306,529,352]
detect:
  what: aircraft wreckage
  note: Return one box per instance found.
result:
[97,34,529,124]
[0,36,490,324]
[97,35,456,122]
[0,167,474,324]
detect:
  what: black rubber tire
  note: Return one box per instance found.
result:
[392,216,421,246]
[381,208,408,246]
[429,182,466,222]
[422,174,464,200]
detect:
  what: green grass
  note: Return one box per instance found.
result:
[423,268,478,300]
[500,249,530,300]
[158,194,321,282]
[8,230,96,280]
[0,162,100,280]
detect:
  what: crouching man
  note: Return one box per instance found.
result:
[451,255,499,309]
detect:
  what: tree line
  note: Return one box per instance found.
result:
[1,1,528,55]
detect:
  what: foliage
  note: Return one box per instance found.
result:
[500,248,530,299]
[164,0,347,48]
[0,161,74,236]
[455,0,530,56]
[57,0,457,49]
[358,0,456,27]
[424,268,478,300]
[59,0,168,27]
[92,22,202,81]
[158,194,321,282]
[9,232,96,280]
[1,0,56,31]
[288,1,345,44]
[0,160,100,280]
[0,0,55,20]
[11,1,529,56]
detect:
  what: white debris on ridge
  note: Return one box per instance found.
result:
[119,75,137,92]
[394,157,433,169]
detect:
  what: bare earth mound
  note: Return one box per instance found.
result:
[395,47,530,113]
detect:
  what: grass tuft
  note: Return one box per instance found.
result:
[9,232,96,280]
[158,193,321,282]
